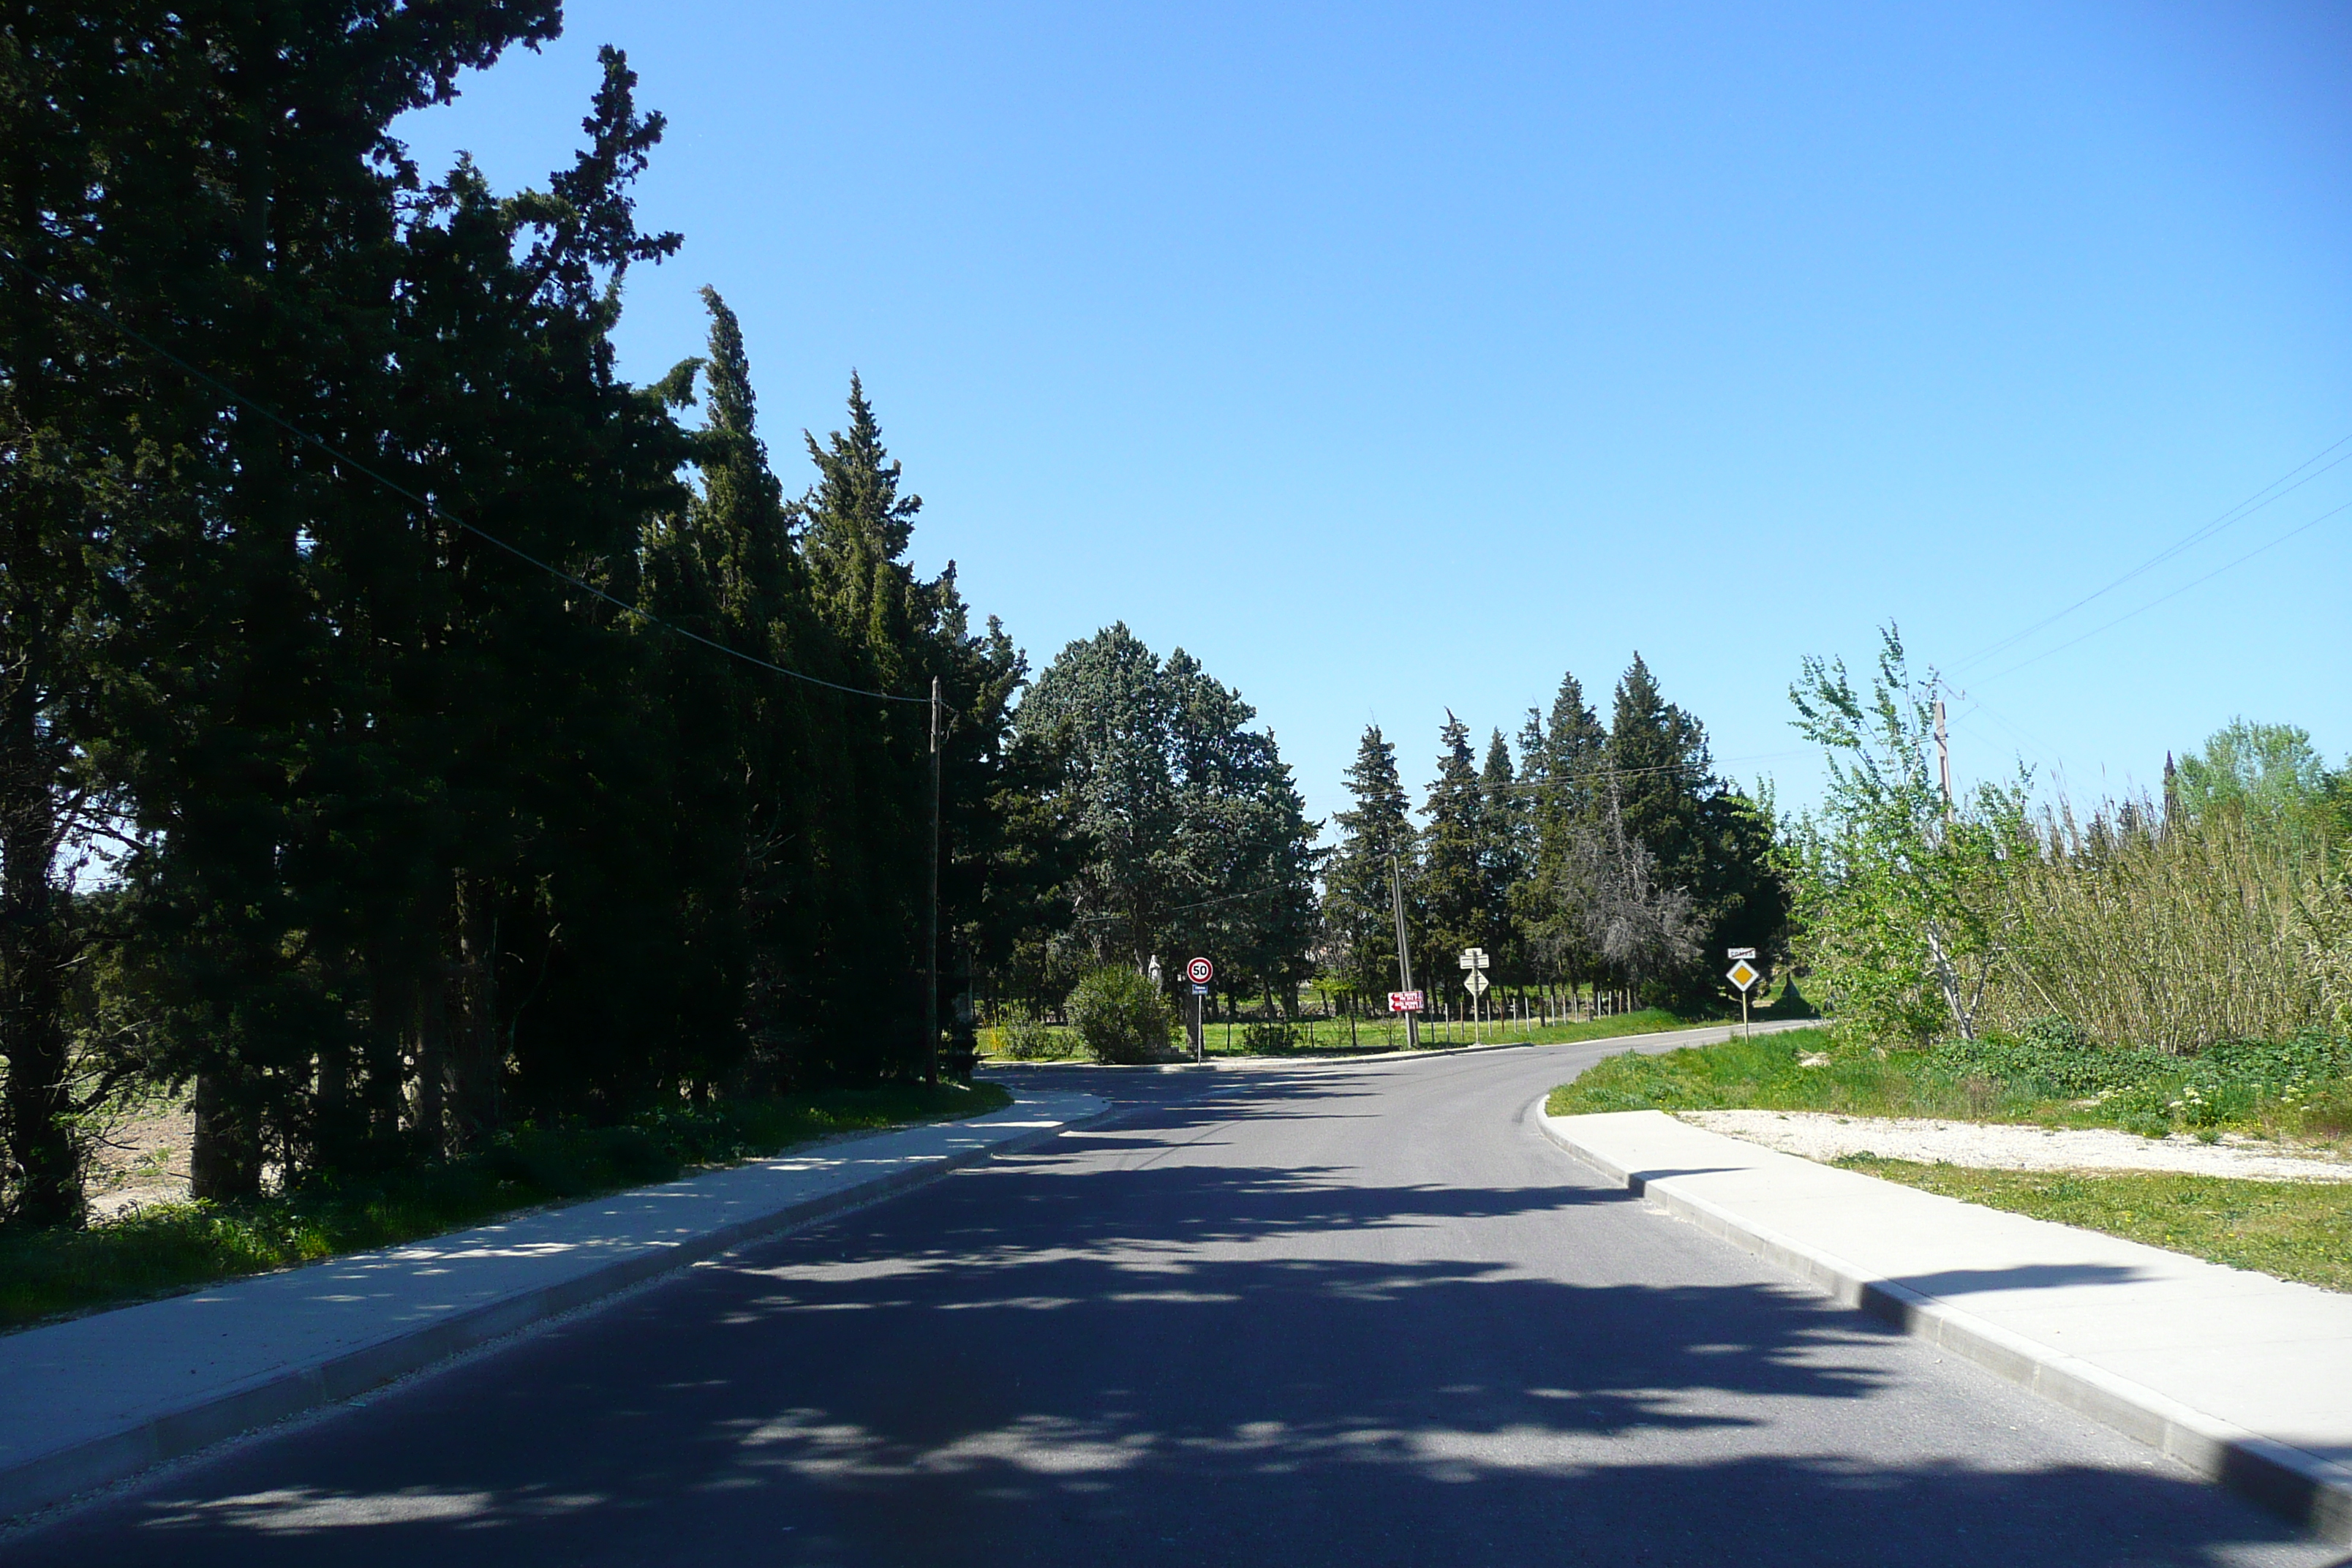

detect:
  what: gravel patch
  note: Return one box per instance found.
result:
[1680,1109,2352,1182]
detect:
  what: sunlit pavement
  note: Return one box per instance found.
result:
[7,1042,2341,1567]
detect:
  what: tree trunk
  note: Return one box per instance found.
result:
[448,875,507,1151]
[414,962,448,1160]
[189,1071,263,1202]
[0,644,81,1224]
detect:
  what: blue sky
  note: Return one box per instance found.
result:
[396,1,2352,832]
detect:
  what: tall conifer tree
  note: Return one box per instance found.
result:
[1322,727,1418,1004]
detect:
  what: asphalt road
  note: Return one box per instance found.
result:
[8,1036,2343,1567]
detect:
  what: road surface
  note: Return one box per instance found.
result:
[7,1039,2339,1566]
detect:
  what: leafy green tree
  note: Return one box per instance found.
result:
[2172,720,2344,853]
[1019,626,1317,1007]
[1065,965,1177,1064]
[1789,625,2026,1044]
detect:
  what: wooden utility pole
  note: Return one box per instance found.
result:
[1388,852,1419,1051]
[1934,697,1953,824]
[924,676,942,1085]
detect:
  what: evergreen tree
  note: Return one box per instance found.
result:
[1477,729,1529,985]
[1420,714,1488,984]
[1601,654,1787,1005]
[1322,726,1419,1006]
[0,1,135,1222]
[1019,626,1318,1008]
[1509,672,1610,1003]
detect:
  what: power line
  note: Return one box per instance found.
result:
[0,242,932,706]
[1949,429,2352,676]
[1974,497,2350,687]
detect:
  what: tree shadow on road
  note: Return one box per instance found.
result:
[12,1079,2342,1568]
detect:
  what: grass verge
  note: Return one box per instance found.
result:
[1545,1026,2352,1150]
[1831,1158,2352,1295]
[992,1007,1738,1061]
[0,1080,1009,1332]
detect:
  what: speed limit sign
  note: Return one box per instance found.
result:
[1187,957,1213,986]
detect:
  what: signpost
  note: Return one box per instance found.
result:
[1187,957,1213,1061]
[1458,947,1490,1039]
[1388,853,1420,1051]
[1726,953,1761,1041]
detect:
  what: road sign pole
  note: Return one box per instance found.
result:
[924,676,941,1086]
[1725,954,1761,1044]
[1186,958,1213,1061]
[1389,853,1418,1052]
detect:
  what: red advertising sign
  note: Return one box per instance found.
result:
[1387,990,1425,1013]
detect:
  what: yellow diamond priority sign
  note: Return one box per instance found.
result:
[1726,959,1760,992]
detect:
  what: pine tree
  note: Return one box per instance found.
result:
[1477,729,1529,984]
[1420,714,1488,985]
[1322,726,1418,1005]
[1600,653,1788,1006]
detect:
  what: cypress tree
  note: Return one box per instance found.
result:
[1420,713,1488,981]
[1323,726,1418,1006]
[1477,729,1529,984]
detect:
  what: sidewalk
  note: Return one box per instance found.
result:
[1538,1107,2352,1542]
[0,1088,1109,1521]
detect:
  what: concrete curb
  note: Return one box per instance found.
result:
[1534,1104,2352,1543]
[1,1101,1120,1523]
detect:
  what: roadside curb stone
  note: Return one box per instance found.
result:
[0,1090,1112,1522]
[1536,1105,2352,1543]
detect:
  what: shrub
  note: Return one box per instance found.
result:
[1240,1020,1300,1053]
[990,1012,1067,1060]
[1981,807,2328,1052]
[1933,1017,2174,1098]
[1065,967,1177,1064]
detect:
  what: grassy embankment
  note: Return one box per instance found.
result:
[1546,1028,2352,1292]
[0,1081,1009,1332]
[984,1006,1739,1061]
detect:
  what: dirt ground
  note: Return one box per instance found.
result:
[83,1100,194,1218]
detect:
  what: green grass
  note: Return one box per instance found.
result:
[1545,1027,2352,1150]
[984,1006,1733,1060]
[1831,1159,2352,1294]
[0,1080,1009,1333]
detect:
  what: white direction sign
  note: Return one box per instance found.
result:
[1457,947,1489,970]
[1726,959,1760,992]
[1464,971,1490,997]
[1727,946,1757,962]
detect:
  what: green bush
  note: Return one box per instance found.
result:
[1240,1019,1300,1053]
[990,1012,1068,1060]
[1066,967,1177,1064]
[1933,1017,2174,1098]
